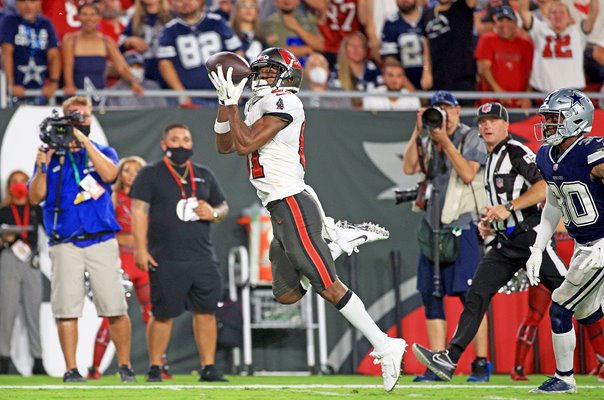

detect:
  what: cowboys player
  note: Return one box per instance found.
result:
[208,48,406,391]
[525,88,604,393]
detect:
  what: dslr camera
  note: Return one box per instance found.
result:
[39,109,86,149]
[421,106,447,129]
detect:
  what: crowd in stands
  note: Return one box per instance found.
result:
[0,0,603,110]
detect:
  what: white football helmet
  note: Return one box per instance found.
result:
[534,88,594,146]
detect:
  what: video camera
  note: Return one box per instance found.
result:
[39,109,86,149]
[421,106,447,130]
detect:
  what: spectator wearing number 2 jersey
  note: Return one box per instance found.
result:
[157,0,241,107]
[519,0,599,93]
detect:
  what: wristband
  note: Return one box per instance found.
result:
[214,120,230,134]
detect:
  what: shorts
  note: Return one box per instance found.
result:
[149,258,222,319]
[266,190,337,298]
[50,239,127,318]
[417,224,480,296]
[553,245,604,319]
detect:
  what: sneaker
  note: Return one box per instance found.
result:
[333,220,390,256]
[412,343,456,382]
[161,364,173,380]
[199,365,229,382]
[467,358,491,382]
[413,369,444,382]
[529,376,577,393]
[87,366,101,380]
[511,365,528,381]
[32,358,47,375]
[118,364,136,383]
[370,337,407,392]
[146,365,162,383]
[63,368,86,383]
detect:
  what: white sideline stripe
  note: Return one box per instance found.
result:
[1,384,604,390]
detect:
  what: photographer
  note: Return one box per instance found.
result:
[29,96,134,383]
[402,90,490,382]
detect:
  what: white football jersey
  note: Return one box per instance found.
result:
[243,90,307,206]
[528,17,586,92]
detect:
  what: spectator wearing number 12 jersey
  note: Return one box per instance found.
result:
[157,0,241,107]
[519,0,599,93]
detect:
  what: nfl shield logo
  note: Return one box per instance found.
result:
[481,103,492,113]
[495,177,504,188]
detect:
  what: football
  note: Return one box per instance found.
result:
[205,52,252,83]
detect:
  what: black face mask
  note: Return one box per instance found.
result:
[165,147,193,165]
[74,124,91,136]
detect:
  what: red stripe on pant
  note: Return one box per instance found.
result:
[285,196,332,289]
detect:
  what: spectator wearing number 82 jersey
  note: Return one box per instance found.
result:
[157,0,241,107]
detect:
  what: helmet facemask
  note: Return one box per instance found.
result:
[250,62,289,96]
[534,88,594,146]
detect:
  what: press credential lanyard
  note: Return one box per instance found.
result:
[67,151,89,186]
[163,157,196,199]
[10,203,30,242]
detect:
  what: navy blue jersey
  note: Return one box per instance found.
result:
[121,13,169,83]
[240,31,265,64]
[331,60,383,91]
[0,13,58,88]
[537,136,604,244]
[157,13,242,90]
[380,12,424,89]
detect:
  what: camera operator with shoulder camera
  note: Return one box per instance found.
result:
[29,96,135,383]
[402,91,491,382]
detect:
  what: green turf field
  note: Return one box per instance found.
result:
[0,374,602,399]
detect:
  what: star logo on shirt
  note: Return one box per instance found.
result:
[17,56,46,86]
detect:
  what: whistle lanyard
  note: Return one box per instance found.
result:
[163,157,196,199]
[10,203,30,242]
[67,152,89,186]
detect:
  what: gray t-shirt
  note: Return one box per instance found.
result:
[422,123,487,229]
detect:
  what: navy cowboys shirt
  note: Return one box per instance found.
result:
[537,136,604,244]
[0,12,58,88]
[157,12,241,90]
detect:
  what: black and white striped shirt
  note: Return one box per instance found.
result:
[484,137,542,231]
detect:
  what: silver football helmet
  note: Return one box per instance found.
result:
[535,88,594,146]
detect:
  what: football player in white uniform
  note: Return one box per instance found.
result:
[208,47,406,391]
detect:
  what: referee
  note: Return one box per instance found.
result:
[413,102,568,380]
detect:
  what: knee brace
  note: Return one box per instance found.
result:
[549,302,574,334]
[577,308,604,326]
[421,292,445,320]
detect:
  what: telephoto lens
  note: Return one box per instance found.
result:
[422,107,446,129]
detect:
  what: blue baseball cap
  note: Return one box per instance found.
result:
[430,90,459,106]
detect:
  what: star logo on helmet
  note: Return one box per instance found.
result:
[568,92,583,107]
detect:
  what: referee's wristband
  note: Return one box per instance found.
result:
[214,120,230,134]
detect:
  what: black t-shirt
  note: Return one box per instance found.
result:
[0,203,43,249]
[421,0,476,89]
[130,160,227,261]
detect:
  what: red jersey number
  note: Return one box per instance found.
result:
[249,150,265,179]
[542,35,572,58]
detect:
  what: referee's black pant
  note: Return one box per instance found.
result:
[448,227,566,362]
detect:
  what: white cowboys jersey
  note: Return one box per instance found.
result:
[244,90,307,206]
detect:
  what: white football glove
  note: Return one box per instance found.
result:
[526,246,543,286]
[578,238,604,271]
[208,65,248,106]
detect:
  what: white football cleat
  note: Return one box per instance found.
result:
[333,220,390,256]
[371,337,407,392]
